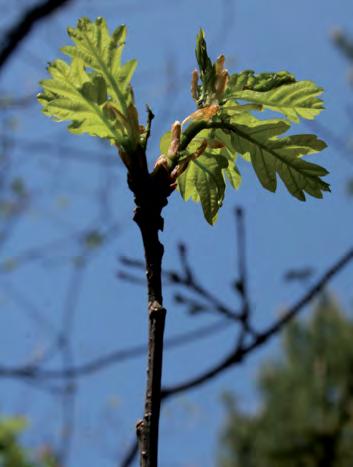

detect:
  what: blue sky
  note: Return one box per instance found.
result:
[1,1,353,466]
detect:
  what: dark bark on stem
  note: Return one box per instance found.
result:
[127,145,173,467]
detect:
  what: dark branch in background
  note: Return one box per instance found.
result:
[0,320,230,380]
[120,241,255,328]
[331,28,353,63]
[0,94,35,109]
[120,441,138,467]
[161,245,353,397]
[0,0,72,72]
[233,207,251,347]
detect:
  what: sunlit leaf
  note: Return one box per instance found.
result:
[38,17,138,149]
[228,117,330,199]
[178,152,228,224]
[226,70,296,94]
[230,80,324,122]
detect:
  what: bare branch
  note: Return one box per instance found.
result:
[161,246,353,398]
[233,207,252,346]
[0,0,72,72]
[0,320,230,381]
[119,439,138,467]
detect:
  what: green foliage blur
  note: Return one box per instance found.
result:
[0,417,59,467]
[219,293,353,467]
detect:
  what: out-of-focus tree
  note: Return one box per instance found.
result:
[0,416,59,467]
[219,293,353,467]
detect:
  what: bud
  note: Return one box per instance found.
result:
[191,69,199,100]
[167,121,181,158]
[171,120,181,141]
[215,54,225,75]
[170,158,189,180]
[215,69,229,98]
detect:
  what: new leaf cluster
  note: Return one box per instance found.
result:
[37,19,330,225]
[160,30,329,223]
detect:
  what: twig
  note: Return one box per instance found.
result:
[143,105,154,151]
[127,146,173,466]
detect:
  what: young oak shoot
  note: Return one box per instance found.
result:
[38,18,329,225]
[37,17,329,466]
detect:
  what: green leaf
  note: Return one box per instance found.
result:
[271,134,327,157]
[38,59,123,141]
[177,152,228,224]
[226,70,296,94]
[223,148,241,189]
[159,130,171,154]
[195,28,214,85]
[230,80,324,123]
[38,17,138,149]
[212,129,242,189]
[194,29,216,104]
[62,17,136,114]
[228,117,330,200]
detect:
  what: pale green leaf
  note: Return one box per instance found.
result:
[223,149,241,189]
[230,81,324,122]
[271,134,327,156]
[229,118,330,200]
[211,129,242,189]
[177,152,228,224]
[62,17,135,113]
[38,18,139,149]
[38,58,123,141]
[159,130,171,154]
[226,70,296,94]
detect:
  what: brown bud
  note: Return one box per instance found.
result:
[215,69,229,98]
[215,54,225,75]
[167,121,181,158]
[191,69,199,100]
[171,120,181,141]
[170,158,189,180]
